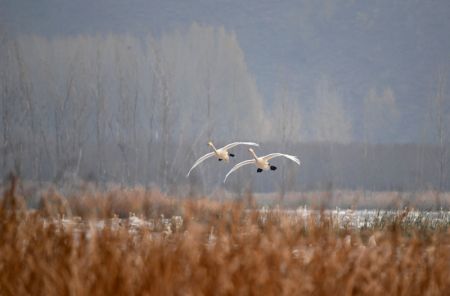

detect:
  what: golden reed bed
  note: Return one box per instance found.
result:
[1,178,449,295]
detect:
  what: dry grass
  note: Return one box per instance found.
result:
[1,178,450,295]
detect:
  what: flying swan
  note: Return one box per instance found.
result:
[186,141,259,177]
[223,148,300,182]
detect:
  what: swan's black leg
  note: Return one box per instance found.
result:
[229,153,235,157]
[257,168,263,173]
[218,159,223,161]
[270,165,277,171]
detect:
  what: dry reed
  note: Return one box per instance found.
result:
[0,178,449,295]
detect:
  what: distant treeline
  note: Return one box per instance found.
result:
[1,25,448,193]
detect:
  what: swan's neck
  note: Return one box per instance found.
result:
[210,143,218,153]
[250,150,258,160]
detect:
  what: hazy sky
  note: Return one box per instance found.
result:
[1,0,450,141]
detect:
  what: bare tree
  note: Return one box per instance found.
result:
[0,28,10,174]
[0,37,30,178]
[432,67,449,196]
[151,43,173,191]
[145,61,158,185]
[12,39,38,179]
[311,78,352,144]
[362,86,399,190]
[53,56,76,182]
[113,37,141,184]
[272,82,302,202]
[94,45,106,180]
[310,78,352,190]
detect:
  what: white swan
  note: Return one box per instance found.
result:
[186,141,259,177]
[223,148,300,182]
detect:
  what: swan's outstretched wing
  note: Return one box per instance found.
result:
[262,153,301,166]
[223,159,256,183]
[186,152,215,177]
[221,142,259,151]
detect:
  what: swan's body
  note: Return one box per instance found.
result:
[186,141,259,177]
[223,148,300,182]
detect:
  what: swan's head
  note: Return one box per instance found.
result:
[248,148,255,153]
[208,141,213,147]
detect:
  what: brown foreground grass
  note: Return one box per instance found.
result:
[1,178,450,295]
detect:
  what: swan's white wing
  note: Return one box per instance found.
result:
[221,142,259,151]
[262,153,301,165]
[186,152,215,177]
[223,159,256,183]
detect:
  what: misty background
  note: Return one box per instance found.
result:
[0,0,449,194]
